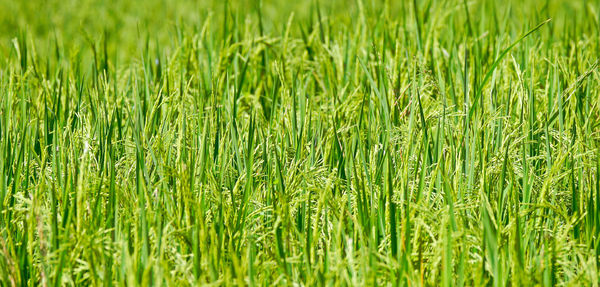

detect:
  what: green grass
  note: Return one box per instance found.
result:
[1,0,600,285]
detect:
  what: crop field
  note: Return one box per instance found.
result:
[1,0,600,285]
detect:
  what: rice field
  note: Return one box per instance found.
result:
[1,0,600,285]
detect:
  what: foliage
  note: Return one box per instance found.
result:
[0,0,599,285]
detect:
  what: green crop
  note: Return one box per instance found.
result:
[0,0,599,285]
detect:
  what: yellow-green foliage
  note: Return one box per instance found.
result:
[0,0,599,286]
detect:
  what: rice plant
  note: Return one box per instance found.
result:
[0,0,599,285]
